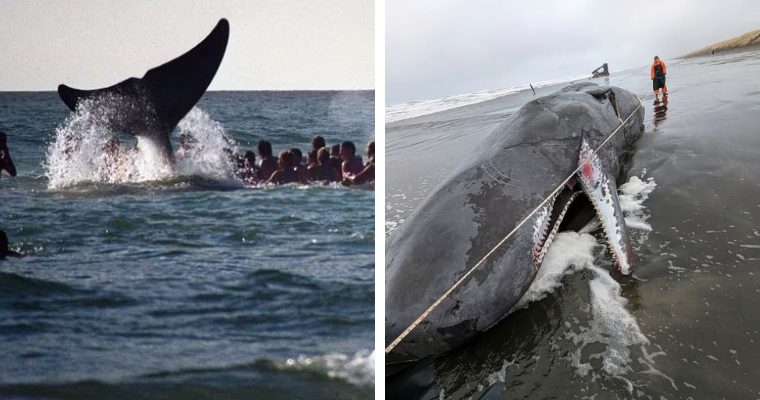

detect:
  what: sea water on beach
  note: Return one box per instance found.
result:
[0,90,374,399]
[386,50,760,399]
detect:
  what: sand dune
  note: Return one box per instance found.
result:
[684,29,760,57]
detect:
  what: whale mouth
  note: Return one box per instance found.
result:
[532,185,594,266]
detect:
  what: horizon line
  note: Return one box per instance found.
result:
[0,88,375,93]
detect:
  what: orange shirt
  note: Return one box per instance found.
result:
[650,60,667,79]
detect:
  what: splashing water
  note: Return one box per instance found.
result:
[175,107,239,181]
[281,349,375,387]
[45,96,238,189]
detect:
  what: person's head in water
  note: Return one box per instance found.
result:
[317,147,330,166]
[179,133,197,151]
[258,140,273,159]
[0,131,6,146]
[290,148,304,166]
[366,141,375,160]
[243,150,256,169]
[278,150,296,169]
[103,137,120,155]
[340,141,356,162]
[312,135,326,151]
[331,144,340,157]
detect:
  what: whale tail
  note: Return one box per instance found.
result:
[57,18,230,155]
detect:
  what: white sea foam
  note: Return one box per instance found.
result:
[386,74,590,123]
[281,349,374,387]
[567,264,649,377]
[513,231,599,310]
[619,175,657,232]
[45,96,238,189]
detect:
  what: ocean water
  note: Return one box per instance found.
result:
[0,90,375,399]
[386,50,760,399]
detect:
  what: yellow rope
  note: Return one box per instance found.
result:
[385,99,643,354]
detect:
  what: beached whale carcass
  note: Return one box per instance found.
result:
[386,82,645,364]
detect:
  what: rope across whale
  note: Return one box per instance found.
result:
[386,97,643,354]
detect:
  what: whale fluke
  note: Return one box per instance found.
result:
[57,18,230,156]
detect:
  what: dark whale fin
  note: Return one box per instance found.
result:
[57,18,229,140]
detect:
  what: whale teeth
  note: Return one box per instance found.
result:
[532,200,554,265]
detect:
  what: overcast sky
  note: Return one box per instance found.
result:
[0,0,373,91]
[387,0,760,104]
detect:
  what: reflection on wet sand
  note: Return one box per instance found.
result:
[653,95,669,129]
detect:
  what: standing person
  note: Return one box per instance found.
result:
[256,140,278,181]
[0,131,18,179]
[651,55,668,100]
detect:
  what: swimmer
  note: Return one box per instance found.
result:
[223,147,243,171]
[238,150,258,184]
[290,147,310,183]
[266,150,299,185]
[176,133,197,158]
[257,140,278,182]
[0,131,18,179]
[102,137,121,168]
[343,140,374,186]
[308,147,341,183]
[340,141,364,178]
[329,144,342,174]
[0,230,22,259]
[307,135,326,167]
[100,137,133,181]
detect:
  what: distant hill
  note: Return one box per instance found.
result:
[684,29,760,57]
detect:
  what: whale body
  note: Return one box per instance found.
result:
[386,82,645,364]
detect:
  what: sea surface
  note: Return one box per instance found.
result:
[0,90,375,399]
[386,50,760,399]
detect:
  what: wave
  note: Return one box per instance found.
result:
[0,351,374,400]
[0,271,136,311]
[386,74,591,123]
[278,349,375,388]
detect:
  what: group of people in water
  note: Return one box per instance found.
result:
[228,135,374,187]
[1,129,374,258]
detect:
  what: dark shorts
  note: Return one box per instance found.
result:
[653,76,666,91]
